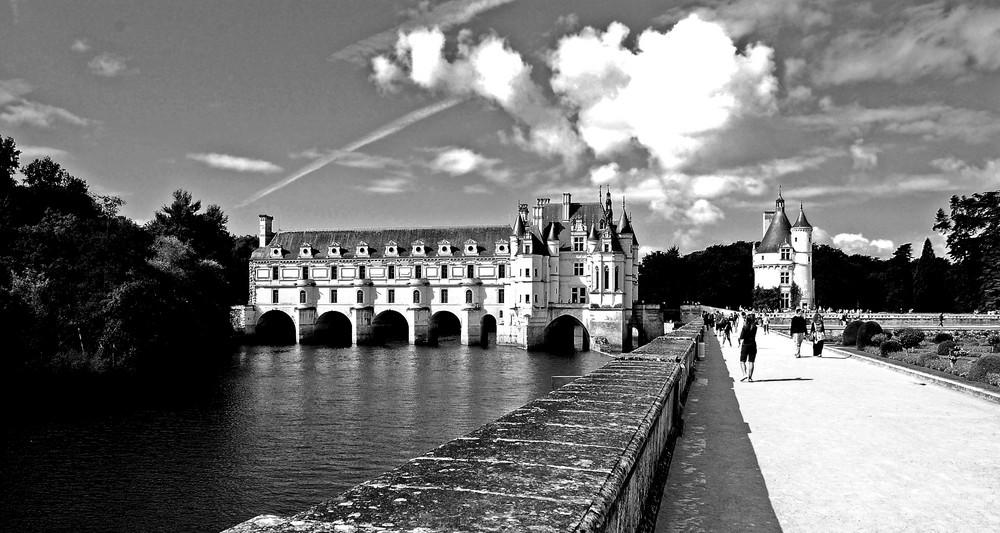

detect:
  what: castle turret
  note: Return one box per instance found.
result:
[545,222,560,256]
[587,223,599,253]
[791,203,814,309]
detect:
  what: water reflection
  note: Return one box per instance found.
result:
[0,343,607,533]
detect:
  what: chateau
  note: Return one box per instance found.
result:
[752,190,815,310]
[233,191,662,352]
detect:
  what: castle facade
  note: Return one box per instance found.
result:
[233,191,662,352]
[752,191,815,310]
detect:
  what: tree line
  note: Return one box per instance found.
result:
[639,191,1000,313]
[1,135,257,377]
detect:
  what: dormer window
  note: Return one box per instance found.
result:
[356,241,370,257]
[464,239,479,256]
[495,241,507,254]
[270,246,282,258]
[328,242,342,258]
[411,240,426,257]
[438,241,452,256]
[523,242,532,254]
[300,243,313,258]
[780,247,791,261]
[385,241,399,257]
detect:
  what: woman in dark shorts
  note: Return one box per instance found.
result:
[738,314,759,382]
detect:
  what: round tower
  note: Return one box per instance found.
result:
[791,203,814,309]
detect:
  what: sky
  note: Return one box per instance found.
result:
[2,0,998,259]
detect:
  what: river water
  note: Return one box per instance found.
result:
[1,343,608,532]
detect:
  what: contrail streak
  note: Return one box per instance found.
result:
[237,97,464,207]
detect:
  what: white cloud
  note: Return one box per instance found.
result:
[463,183,491,194]
[362,177,409,194]
[849,139,879,170]
[588,162,620,185]
[550,16,778,170]
[813,4,1000,85]
[71,39,91,53]
[685,198,725,225]
[812,226,833,245]
[0,78,91,128]
[833,233,895,258]
[187,153,283,173]
[426,147,510,182]
[88,53,134,77]
[791,101,1000,144]
[662,0,833,40]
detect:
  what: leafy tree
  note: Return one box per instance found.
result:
[752,286,781,310]
[638,246,686,309]
[912,239,951,312]
[884,243,913,312]
[934,193,1000,310]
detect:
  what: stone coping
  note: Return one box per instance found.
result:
[224,324,703,533]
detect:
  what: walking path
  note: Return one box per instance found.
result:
[655,327,1000,532]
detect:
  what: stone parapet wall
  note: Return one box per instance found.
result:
[768,313,1000,329]
[224,322,703,533]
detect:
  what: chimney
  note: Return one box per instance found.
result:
[762,211,774,238]
[518,203,529,222]
[259,214,274,247]
[533,198,545,230]
[562,192,571,221]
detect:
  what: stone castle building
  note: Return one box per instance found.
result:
[752,190,815,310]
[232,190,662,352]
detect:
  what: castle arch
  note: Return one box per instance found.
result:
[543,314,590,353]
[314,311,352,347]
[372,310,409,343]
[255,310,296,345]
[429,311,462,345]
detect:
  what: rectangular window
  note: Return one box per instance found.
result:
[302,266,309,280]
[534,294,537,303]
[442,266,448,279]
[524,268,530,277]
[603,243,611,252]
[573,236,584,251]
[573,262,584,275]
[332,266,338,280]
[579,289,586,304]
[415,265,422,279]
[467,264,475,279]
[271,289,278,303]
[441,289,449,303]
[498,288,505,304]
[388,289,395,303]
[534,269,538,277]
[359,265,366,279]
[571,287,579,303]
[388,265,395,279]
[780,249,791,261]
[780,271,790,284]
[525,294,530,303]
[330,290,337,303]
[498,264,505,278]
[272,266,279,280]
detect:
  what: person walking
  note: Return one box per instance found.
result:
[723,318,734,347]
[762,314,770,335]
[810,311,826,357]
[790,308,808,358]
[738,314,759,382]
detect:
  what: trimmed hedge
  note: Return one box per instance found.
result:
[968,355,1000,384]
[933,332,953,344]
[842,320,864,346]
[879,340,902,356]
[856,321,884,349]
[895,328,925,350]
[937,340,957,356]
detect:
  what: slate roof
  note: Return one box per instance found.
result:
[757,208,793,254]
[532,201,629,253]
[792,204,812,229]
[252,225,512,260]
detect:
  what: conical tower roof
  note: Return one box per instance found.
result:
[544,222,560,241]
[512,215,526,237]
[617,210,633,234]
[792,203,812,229]
[757,206,792,253]
[588,223,600,241]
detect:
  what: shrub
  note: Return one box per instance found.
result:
[879,339,902,356]
[871,333,889,346]
[918,353,940,365]
[967,355,1000,384]
[895,328,925,350]
[842,320,864,346]
[933,332,953,344]
[925,358,951,372]
[937,340,957,356]
[988,334,1000,348]
[986,372,1000,387]
[856,321,884,349]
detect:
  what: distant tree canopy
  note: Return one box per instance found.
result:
[640,189,1000,313]
[0,135,254,377]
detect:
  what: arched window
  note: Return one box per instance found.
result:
[614,266,620,291]
[595,266,600,288]
[603,266,609,290]
[413,290,421,304]
[465,289,473,303]
[299,290,306,304]
[356,289,364,304]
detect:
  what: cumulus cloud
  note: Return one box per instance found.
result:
[88,53,134,77]
[187,153,283,173]
[812,226,833,245]
[686,199,726,224]
[71,39,91,52]
[373,27,585,164]
[426,147,511,182]
[332,0,519,65]
[849,139,879,170]
[656,0,832,39]
[0,79,90,128]
[833,233,895,258]
[813,3,1000,85]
